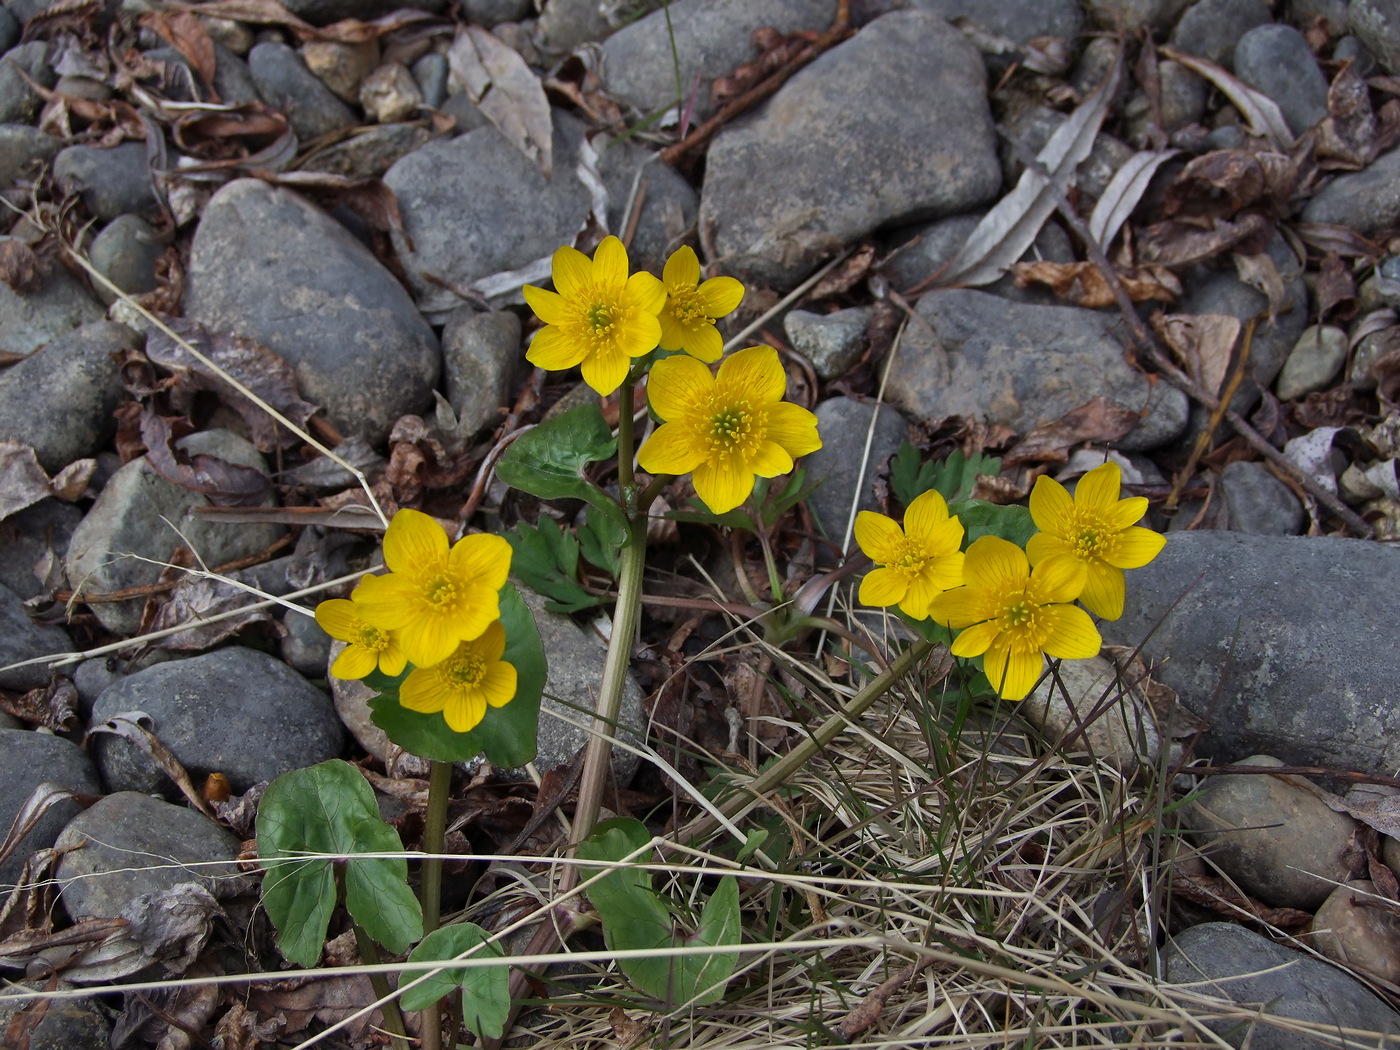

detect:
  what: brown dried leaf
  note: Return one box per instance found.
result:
[141,11,216,89]
[140,411,271,508]
[1153,313,1241,399]
[1137,212,1272,268]
[111,958,222,1050]
[0,442,54,524]
[213,1000,284,1050]
[1295,222,1385,260]
[0,238,45,294]
[0,782,83,872]
[1233,251,1288,318]
[85,714,216,819]
[0,678,79,733]
[1316,60,1377,168]
[1172,870,1313,930]
[447,25,553,177]
[147,575,274,650]
[1009,260,1180,307]
[247,972,382,1040]
[1317,251,1358,319]
[809,244,876,299]
[1002,397,1140,467]
[1160,47,1296,149]
[1088,148,1181,248]
[1164,149,1298,218]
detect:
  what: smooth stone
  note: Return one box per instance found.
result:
[599,0,836,117]
[412,51,448,108]
[910,0,1082,47]
[299,122,430,178]
[248,42,356,140]
[280,608,333,677]
[0,320,132,472]
[1234,24,1330,135]
[53,791,241,920]
[0,984,111,1050]
[1351,0,1400,74]
[595,134,699,279]
[1126,60,1208,137]
[0,6,17,52]
[53,142,161,223]
[64,429,285,636]
[0,42,55,125]
[1170,0,1271,69]
[1164,922,1400,1047]
[1021,656,1161,771]
[1180,755,1357,909]
[1277,324,1348,399]
[880,211,1075,302]
[359,62,421,123]
[202,15,255,55]
[90,647,342,795]
[887,289,1190,451]
[0,123,61,185]
[88,214,166,298]
[465,0,531,24]
[1083,0,1193,30]
[703,11,999,291]
[301,39,378,103]
[0,583,70,691]
[211,41,263,106]
[1291,0,1353,35]
[277,0,447,24]
[438,89,490,133]
[71,649,174,717]
[185,178,441,444]
[443,308,521,437]
[784,306,870,380]
[383,112,592,317]
[535,0,624,53]
[1101,531,1400,774]
[1311,880,1400,983]
[0,730,100,889]
[1349,323,1397,390]
[804,396,908,541]
[1335,33,1381,77]
[1303,146,1400,237]
[1000,103,1135,201]
[0,498,81,600]
[1220,460,1304,535]
[0,260,104,356]
[52,74,109,103]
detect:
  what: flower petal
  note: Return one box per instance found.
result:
[693,456,754,514]
[384,508,448,577]
[993,646,1044,701]
[1030,553,1088,605]
[854,511,905,565]
[1029,474,1075,536]
[551,245,591,300]
[859,566,909,608]
[331,644,377,680]
[764,401,821,457]
[580,342,631,396]
[1104,525,1166,569]
[378,643,407,677]
[963,536,1028,593]
[899,574,938,620]
[647,354,712,421]
[625,270,666,315]
[449,533,512,593]
[1025,531,1073,567]
[1079,559,1126,620]
[482,662,518,708]
[526,325,586,371]
[716,345,785,404]
[663,244,700,289]
[592,235,628,289]
[952,620,1002,658]
[474,619,507,662]
[657,309,689,353]
[401,667,448,714]
[929,586,988,629]
[1041,604,1103,659]
[619,311,662,359]
[349,574,416,630]
[924,550,965,591]
[696,275,745,317]
[747,440,794,478]
[315,599,359,642]
[921,516,965,560]
[685,322,724,364]
[1073,461,1121,510]
[399,614,462,669]
[444,690,486,732]
[904,489,950,547]
[637,423,706,476]
[1106,495,1149,530]
[522,285,570,327]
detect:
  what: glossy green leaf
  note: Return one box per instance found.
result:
[494,405,626,530]
[948,499,1037,549]
[578,504,625,578]
[505,517,603,614]
[401,923,509,1039]
[890,443,1002,510]
[257,760,422,967]
[368,583,545,766]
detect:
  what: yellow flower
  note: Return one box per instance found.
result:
[400,621,517,733]
[353,509,511,669]
[657,245,745,363]
[929,536,1101,702]
[637,344,822,514]
[315,585,407,680]
[1026,462,1166,620]
[854,490,965,619]
[522,236,666,396]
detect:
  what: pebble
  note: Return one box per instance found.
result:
[88,214,167,298]
[888,289,1190,452]
[595,135,699,279]
[412,51,448,108]
[443,308,521,437]
[1220,460,1304,535]
[90,646,344,795]
[1334,33,1380,77]
[1102,531,1400,775]
[248,41,357,140]
[1170,0,1272,69]
[463,0,532,25]
[277,0,447,23]
[905,0,1083,49]
[1021,655,1162,771]
[0,729,101,889]
[0,583,70,691]
[299,123,431,178]
[1310,879,1400,983]
[1165,922,1400,1046]
[211,41,263,106]
[535,0,622,54]
[71,650,174,717]
[1083,0,1194,30]
[1234,24,1330,136]
[1277,324,1349,399]
[0,42,55,125]
[0,123,61,186]
[784,306,870,380]
[64,429,285,636]
[0,499,81,600]
[359,61,422,123]
[0,984,111,1050]
[301,39,379,103]
[184,177,441,444]
[201,15,254,55]
[383,111,592,317]
[1302,145,1400,236]
[0,6,17,52]
[1126,60,1207,137]
[53,142,162,223]
[1291,0,1352,35]
[1351,0,1400,75]
[53,791,242,920]
[0,320,133,472]
[803,396,908,541]
[702,10,1000,290]
[880,212,1075,301]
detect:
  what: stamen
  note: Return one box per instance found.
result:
[446,654,486,688]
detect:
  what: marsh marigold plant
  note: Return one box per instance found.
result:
[657,245,745,363]
[400,620,518,733]
[315,584,407,680]
[855,489,965,619]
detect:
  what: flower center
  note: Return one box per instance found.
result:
[669,289,708,329]
[356,622,390,652]
[708,400,756,451]
[1068,510,1112,560]
[586,302,613,331]
[423,574,457,609]
[893,541,927,578]
[578,287,626,350]
[996,590,1051,651]
[445,653,486,688]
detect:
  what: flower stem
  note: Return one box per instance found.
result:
[616,377,636,495]
[417,759,453,1050]
[352,923,411,1050]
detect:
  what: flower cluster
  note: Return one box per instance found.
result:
[316,509,518,733]
[524,237,821,515]
[856,462,1165,701]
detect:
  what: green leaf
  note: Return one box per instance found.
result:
[257,760,422,967]
[578,505,625,578]
[890,443,1002,509]
[947,499,1036,548]
[368,583,545,766]
[577,818,741,1006]
[504,518,603,614]
[401,923,509,1039]
[494,405,627,530]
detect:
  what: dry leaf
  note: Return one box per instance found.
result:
[1003,397,1140,467]
[1009,260,1179,307]
[0,442,54,523]
[1317,251,1357,319]
[247,972,383,1041]
[85,713,217,819]
[1153,313,1241,398]
[1317,60,1377,168]
[0,678,79,733]
[447,25,553,177]
[1160,47,1295,150]
[1136,211,1271,268]
[146,575,275,650]
[111,957,222,1050]
[0,238,44,294]
[1088,148,1180,249]
[1233,251,1288,318]
[1163,149,1298,218]
[141,11,216,89]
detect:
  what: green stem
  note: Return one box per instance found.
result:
[353,923,411,1050]
[616,377,636,495]
[418,759,452,1050]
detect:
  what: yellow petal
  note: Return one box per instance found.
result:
[854,511,905,564]
[551,244,591,300]
[1106,495,1149,530]
[663,244,700,289]
[1030,554,1088,605]
[963,536,1027,593]
[400,667,448,714]
[1079,559,1126,620]
[1025,531,1073,567]
[592,235,628,289]
[314,598,360,642]
[765,401,822,457]
[858,565,908,608]
[625,270,667,315]
[384,508,448,576]
[904,489,950,547]
[399,613,462,669]
[350,573,416,630]
[921,516,965,559]
[929,587,987,629]
[952,619,1001,657]
[696,275,744,317]
[472,619,507,662]
[526,325,586,371]
[693,456,754,514]
[1029,473,1074,536]
[619,311,662,359]
[685,322,724,363]
[378,643,407,677]
[1104,526,1166,569]
[449,533,512,592]
[657,308,688,353]
[1073,461,1121,511]
[747,440,794,478]
[1041,604,1103,659]
[331,644,377,680]
[580,342,631,396]
[481,661,518,708]
[716,345,785,404]
[647,353,712,421]
[924,550,965,591]
[637,423,706,475]
[444,690,487,732]
[454,591,500,645]
[522,284,570,327]
[899,575,937,620]
[991,644,1044,701]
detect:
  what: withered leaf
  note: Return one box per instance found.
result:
[1160,47,1295,149]
[447,25,553,177]
[1163,149,1297,218]
[1316,60,1377,168]
[140,410,271,507]
[0,238,44,294]
[1153,313,1241,399]
[213,1000,284,1050]
[0,678,79,733]
[247,972,382,1041]
[1317,251,1358,319]
[146,575,275,651]
[1009,260,1180,308]
[1171,870,1313,930]
[1088,148,1180,249]
[85,713,216,819]
[809,244,876,299]
[0,442,55,524]
[140,10,216,89]
[1137,212,1272,269]
[111,958,222,1050]
[1002,397,1139,467]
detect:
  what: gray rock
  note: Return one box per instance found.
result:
[1021,656,1161,771]
[0,984,110,1050]
[1277,324,1349,399]
[886,289,1190,451]
[438,89,490,133]
[804,396,908,541]
[1334,33,1380,77]
[881,211,1075,303]
[535,0,621,52]
[65,429,285,635]
[0,321,132,472]
[0,265,101,357]
[53,791,241,920]
[277,0,446,24]
[1101,531,1400,774]
[910,0,1083,48]
[1291,0,1353,35]
[1126,60,1207,138]
[1164,922,1400,1047]
[280,609,333,677]
[0,6,17,53]
[600,0,834,116]
[0,42,55,125]
[90,647,343,795]
[1181,755,1357,909]
[1082,0,1193,30]
[0,123,61,186]
[1170,0,1272,69]
[464,0,532,25]
[248,42,356,140]
[89,214,167,298]
[359,62,421,124]
[1303,145,1400,236]
[0,730,100,889]
[1352,0,1400,74]
[1220,460,1304,535]
[1234,24,1330,135]
[0,583,70,691]
[0,498,81,600]
[702,11,1000,290]
[185,178,441,444]
[383,112,592,317]
[412,51,448,108]
[595,135,700,279]
[784,307,870,380]
[1349,322,1398,389]
[53,142,161,223]
[71,650,174,717]
[298,122,431,178]
[211,41,263,106]
[1311,879,1400,983]
[443,309,521,436]
[301,39,378,103]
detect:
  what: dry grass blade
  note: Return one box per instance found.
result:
[1160,47,1296,150]
[1089,148,1180,249]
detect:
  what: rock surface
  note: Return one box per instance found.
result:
[0,583,71,691]
[0,729,101,889]
[803,397,908,541]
